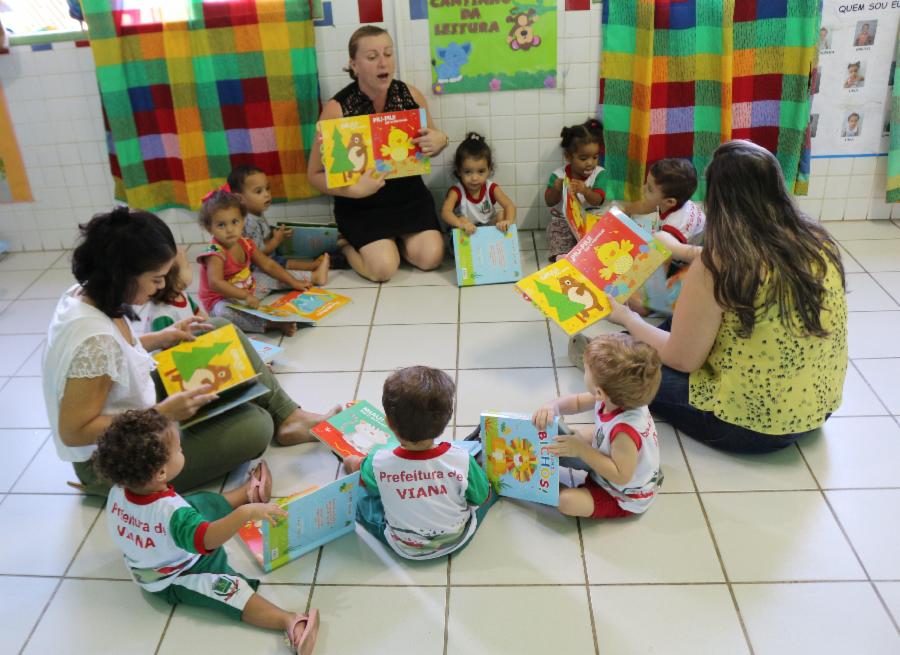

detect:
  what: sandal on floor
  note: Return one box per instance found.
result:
[286,609,320,655]
[246,460,271,504]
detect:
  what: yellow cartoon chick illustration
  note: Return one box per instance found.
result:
[379,127,413,162]
[595,240,635,281]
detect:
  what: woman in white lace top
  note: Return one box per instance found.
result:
[43,207,339,495]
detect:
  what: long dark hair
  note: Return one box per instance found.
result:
[702,140,845,338]
[72,206,177,320]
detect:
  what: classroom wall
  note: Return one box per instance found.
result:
[0,2,894,252]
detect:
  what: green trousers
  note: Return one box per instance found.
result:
[74,319,298,496]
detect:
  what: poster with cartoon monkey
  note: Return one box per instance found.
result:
[317,109,430,188]
[428,0,558,94]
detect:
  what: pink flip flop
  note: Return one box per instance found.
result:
[246,460,271,504]
[286,609,320,655]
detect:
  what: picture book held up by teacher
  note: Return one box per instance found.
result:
[152,324,267,428]
[227,288,351,324]
[515,207,671,335]
[452,224,522,287]
[237,473,362,572]
[480,412,559,507]
[318,108,430,189]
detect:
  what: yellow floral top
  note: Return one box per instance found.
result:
[689,260,847,435]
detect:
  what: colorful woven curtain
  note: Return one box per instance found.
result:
[887,35,900,203]
[83,0,321,211]
[600,0,818,201]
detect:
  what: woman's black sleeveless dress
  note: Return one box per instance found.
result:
[332,80,441,249]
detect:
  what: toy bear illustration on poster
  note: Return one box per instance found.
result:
[428,1,557,94]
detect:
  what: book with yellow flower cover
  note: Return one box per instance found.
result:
[479,412,559,507]
[515,206,671,335]
[318,108,430,189]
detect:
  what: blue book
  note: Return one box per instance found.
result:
[452,224,522,287]
[480,412,559,506]
[237,472,362,572]
[248,338,283,363]
[276,223,339,259]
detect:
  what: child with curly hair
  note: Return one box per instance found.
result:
[92,409,320,654]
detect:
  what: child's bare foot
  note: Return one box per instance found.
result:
[336,234,349,250]
[275,404,342,446]
[626,295,650,316]
[311,253,330,286]
[276,322,299,337]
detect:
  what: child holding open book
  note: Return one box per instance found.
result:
[344,366,494,559]
[92,409,320,655]
[533,334,663,519]
[132,246,206,338]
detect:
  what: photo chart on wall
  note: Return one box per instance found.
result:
[811,2,899,156]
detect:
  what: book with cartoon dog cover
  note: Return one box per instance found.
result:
[318,108,430,189]
[311,401,397,459]
[480,412,559,506]
[237,473,362,572]
[153,324,266,428]
[515,207,671,335]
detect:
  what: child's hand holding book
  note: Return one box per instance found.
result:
[245,503,288,526]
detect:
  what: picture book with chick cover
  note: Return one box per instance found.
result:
[515,207,671,335]
[318,108,430,189]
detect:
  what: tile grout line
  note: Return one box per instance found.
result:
[152,606,178,655]
[673,426,757,655]
[443,553,452,655]
[18,497,104,655]
[6,432,53,495]
[793,429,900,636]
[575,517,601,655]
[847,358,900,434]
[350,282,383,401]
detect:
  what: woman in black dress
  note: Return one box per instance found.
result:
[307,26,449,282]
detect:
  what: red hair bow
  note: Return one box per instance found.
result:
[201,183,231,203]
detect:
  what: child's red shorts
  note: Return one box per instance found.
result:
[582,476,633,519]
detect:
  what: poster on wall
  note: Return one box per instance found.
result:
[428,0,558,95]
[0,83,33,203]
[810,2,899,156]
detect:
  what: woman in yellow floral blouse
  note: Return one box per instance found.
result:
[602,140,847,454]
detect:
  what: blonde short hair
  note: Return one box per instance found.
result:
[583,334,662,410]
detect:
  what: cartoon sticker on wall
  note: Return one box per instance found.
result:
[429,1,557,95]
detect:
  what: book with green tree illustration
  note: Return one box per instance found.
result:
[514,206,671,335]
[152,324,266,428]
[480,412,559,506]
[237,473,361,572]
[452,224,522,287]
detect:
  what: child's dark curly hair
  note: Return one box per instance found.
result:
[227,164,264,194]
[560,117,603,155]
[198,190,246,231]
[91,409,173,489]
[452,132,494,181]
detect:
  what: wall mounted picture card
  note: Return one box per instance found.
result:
[428,0,558,94]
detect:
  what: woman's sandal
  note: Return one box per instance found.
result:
[286,609,320,655]
[246,460,271,504]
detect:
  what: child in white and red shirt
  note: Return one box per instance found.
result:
[440,132,516,236]
[345,366,493,560]
[92,409,319,654]
[533,334,663,519]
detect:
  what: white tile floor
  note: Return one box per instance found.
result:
[1,222,899,655]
